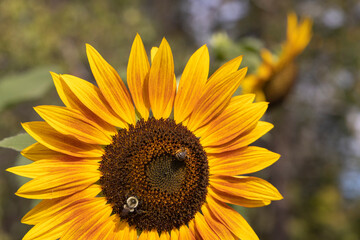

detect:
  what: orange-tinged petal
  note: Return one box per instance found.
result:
[207,55,243,84]
[200,101,268,147]
[207,195,259,240]
[171,228,179,240]
[210,175,283,201]
[149,45,175,118]
[174,45,209,123]
[59,74,127,128]
[128,225,138,240]
[86,44,135,124]
[193,212,218,240]
[23,197,100,240]
[52,72,124,131]
[35,105,113,145]
[160,231,170,240]
[84,214,118,240]
[179,225,194,240]
[186,67,248,132]
[204,121,273,154]
[188,219,201,239]
[110,220,130,240]
[208,186,271,208]
[201,203,236,240]
[128,34,151,120]
[22,122,104,158]
[61,197,112,240]
[24,213,67,240]
[148,38,176,119]
[16,167,100,199]
[22,184,101,225]
[7,159,99,179]
[208,146,280,175]
[21,142,85,162]
[194,94,255,138]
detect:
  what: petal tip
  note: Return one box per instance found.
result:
[49,71,59,78]
[6,167,15,173]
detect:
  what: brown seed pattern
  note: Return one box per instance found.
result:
[100,118,209,232]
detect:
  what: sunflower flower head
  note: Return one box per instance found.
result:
[241,12,313,103]
[8,34,282,239]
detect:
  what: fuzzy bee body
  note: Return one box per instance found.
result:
[175,147,189,161]
[120,196,139,217]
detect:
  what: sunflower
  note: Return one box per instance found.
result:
[8,34,282,239]
[241,12,312,103]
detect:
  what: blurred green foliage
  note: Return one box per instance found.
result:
[0,67,59,112]
[0,133,35,152]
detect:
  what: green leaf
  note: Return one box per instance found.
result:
[0,133,36,152]
[0,66,60,112]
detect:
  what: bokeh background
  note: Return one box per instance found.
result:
[1,0,360,239]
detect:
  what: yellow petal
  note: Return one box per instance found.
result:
[208,186,271,208]
[193,93,252,134]
[16,167,100,199]
[52,72,124,131]
[51,71,77,109]
[207,55,243,84]
[148,38,176,119]
[23,197,101,240]
[188,219,201,239]
[84,214,119,239]
[7,159,99,179]
[21,142,85,161]
[171,228,179,240]
[128,34,151,120]
[111,220,130,239]
[59,74,127,128]
[86,44,135,124]
[139,229,160,240]
[193,94,255,138]
[35,105,113,145]
[204,121,273,154]
[201,203,236,240]
[149,229,160,240]
[200,101,268,147]
[287,12,298,41]
[22,185,101,225]
[61,198,112,240]
[186,67,248,132]
[179,225,194,240]
[24,214,66,239]
[209,175,283,201]
[128,225,138,240]
[174,45,209,123]
[193,212,218,240]
[160,231,170,240]
[207,195,259,240]
[139,231,149,240]
[150,45,175,119]
[208,146,280,175]
[22,122,104,158]
[150,47,158,63]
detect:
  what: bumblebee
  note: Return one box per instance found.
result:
[175,147,189,161]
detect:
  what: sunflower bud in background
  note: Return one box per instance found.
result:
[240,12,313,104]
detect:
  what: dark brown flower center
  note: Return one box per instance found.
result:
[99,118,209,232]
